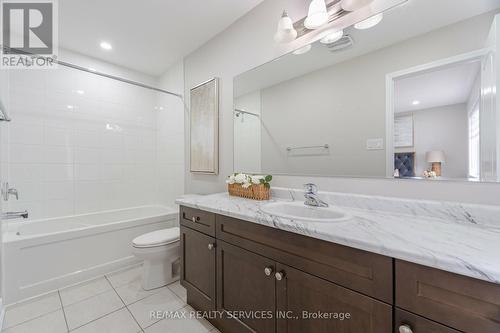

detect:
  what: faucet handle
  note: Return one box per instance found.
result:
[303,183,318,194]
[8,188,18,200]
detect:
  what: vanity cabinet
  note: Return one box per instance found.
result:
[180,206,500,333]
[217,241,276,333]
[275,263,392,333]
[180,212,216,312]
[394,309,460,333]
[396,260,500,333]
[180,206,392,333]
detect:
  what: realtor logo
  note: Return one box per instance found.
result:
[1,0,58,68]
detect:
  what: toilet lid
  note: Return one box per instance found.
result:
[132,227,180,247]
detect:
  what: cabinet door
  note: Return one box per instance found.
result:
[217,241,276,333]
[180,226,216,312]
[395,309,461,333]
[276,263,392,333]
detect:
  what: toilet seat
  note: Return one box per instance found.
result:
[132,227,180,248]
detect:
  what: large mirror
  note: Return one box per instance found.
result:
[233,0,500,182]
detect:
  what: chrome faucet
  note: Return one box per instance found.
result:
[2,211,28,220]
[1,182,19,201]
[304,183,329,207]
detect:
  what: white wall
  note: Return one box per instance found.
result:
[1,49,184,220]
[409,104,468,178]
[156,61,185,207]
[234,91,261,173]
[182,2,500,205]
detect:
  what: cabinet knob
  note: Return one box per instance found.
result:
[208,243,215,250]
[399,324,413,333]
[264,267,273,276]
[275,271,285,281]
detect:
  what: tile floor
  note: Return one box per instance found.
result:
[2,265,221,333]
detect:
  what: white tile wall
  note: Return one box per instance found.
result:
[2,56,185,220]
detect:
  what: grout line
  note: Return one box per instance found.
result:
[57,290,70,332]
[1,308,63,332]
[68,307,125,332]
[60,280,114,309]
[104,275,145,332]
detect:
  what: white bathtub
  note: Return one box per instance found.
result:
[3,205,178,304]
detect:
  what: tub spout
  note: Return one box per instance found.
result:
[2,210,28,220]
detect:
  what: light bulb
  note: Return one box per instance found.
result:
[319,29,344,44]
[274,11,298,43]
[341,0,374,12]
[354,13,383,30]
[304,0,329,30]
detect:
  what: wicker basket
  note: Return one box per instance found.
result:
[228,183,270,200]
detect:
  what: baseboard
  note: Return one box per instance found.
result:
[9,256,141,305]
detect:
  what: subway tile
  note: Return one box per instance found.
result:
[74,147,102,164]
[42,145,74,164]
[42,164,74,182]
[44,126,74,146]
[74,164,101,181]
[9,144,45,164]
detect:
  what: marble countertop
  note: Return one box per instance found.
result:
[176,190,500,285]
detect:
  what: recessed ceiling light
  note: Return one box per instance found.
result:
[292,44,312,55]
[412,100,421,106]
[319,29,344,44]
[74,89,85,95]
[100,41,112,50]
[354,13,383,30]
[67,105,75,110]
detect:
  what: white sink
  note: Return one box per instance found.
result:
[261,201,351,223]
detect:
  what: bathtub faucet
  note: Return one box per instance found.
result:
[2,210,28,220]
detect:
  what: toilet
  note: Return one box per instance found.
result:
[132,227,180,290]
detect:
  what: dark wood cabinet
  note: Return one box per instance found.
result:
[180,225,216,312]
[216,214,393,303]
[216,241,276,333]
[396,260,500,333]
[395,309,461,333]
[180,206,215,236]
[275,263,392,333]
[180,206,500,333]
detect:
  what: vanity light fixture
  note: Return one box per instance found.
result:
[319,29,344,44]
[100,41,112,50]
[341,0,374,12]
[274,11,298,43]
[412,100,421,106]
[292,44,312,55]
[304,0,329,29]
[354,13,383,30]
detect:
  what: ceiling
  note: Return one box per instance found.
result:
[59,0,264,76]
[394,61,481,113]
[235,0,500,97]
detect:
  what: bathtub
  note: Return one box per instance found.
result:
[3,205,178,304]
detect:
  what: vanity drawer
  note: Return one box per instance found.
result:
[395,309,460,333]
[180,206,216,236]
[396,260,500,333]
[216,214,393,303]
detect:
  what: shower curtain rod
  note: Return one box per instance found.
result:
[58,60,183,99]
[1,46,183,99]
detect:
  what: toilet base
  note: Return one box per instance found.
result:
[141,257,179,290]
